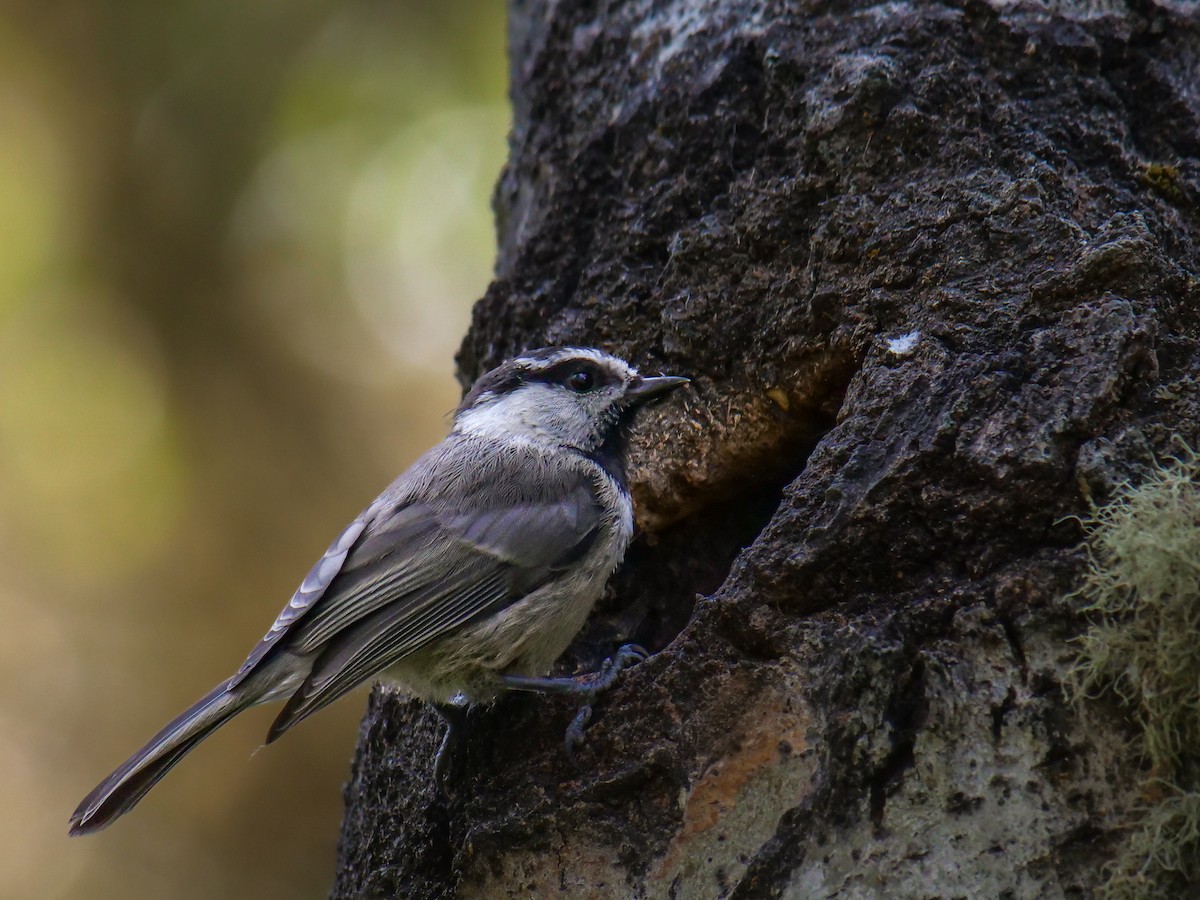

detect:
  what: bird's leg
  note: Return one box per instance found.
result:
[431,701,469,791]
[500,644,648,695]
[500,644,648,764]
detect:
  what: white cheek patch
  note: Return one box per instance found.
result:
[457,384,586,444]
[455,397,527,441]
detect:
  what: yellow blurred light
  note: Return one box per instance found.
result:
[234,105,507,385]
[345,106,508,368]
[0,29,70,325]
[0,712,88,898]
[0,293,183,586]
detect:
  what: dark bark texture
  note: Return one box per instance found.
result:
[333,1,1200,896]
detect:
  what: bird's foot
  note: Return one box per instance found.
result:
[500,644,648,765]
[431,701,469,795]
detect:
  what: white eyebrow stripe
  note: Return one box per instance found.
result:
[517,348,639,379]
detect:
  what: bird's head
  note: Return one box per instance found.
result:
[454,347,688,457]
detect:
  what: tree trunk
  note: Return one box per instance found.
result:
[333,1,1200,896]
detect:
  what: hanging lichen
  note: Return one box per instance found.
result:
[1070,442,1200,898]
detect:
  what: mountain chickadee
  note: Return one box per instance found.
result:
[70,346,688,835]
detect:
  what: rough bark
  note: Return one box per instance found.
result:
[333,1,1200,897]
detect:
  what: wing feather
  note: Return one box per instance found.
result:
[285,506,445,652]
[265,567,512,739]
[235,439,608,734]
[228,519,367,688]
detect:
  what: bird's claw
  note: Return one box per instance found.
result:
[497,644,650,764]
[432,702,468,796]
[562,643,648,763]
[564,704,593,768]
[577,643,648,692]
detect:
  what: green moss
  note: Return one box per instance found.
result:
[1137,162,1186,205]
[1069,443,1200,898]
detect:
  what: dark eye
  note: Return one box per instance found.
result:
[566,369,595,392]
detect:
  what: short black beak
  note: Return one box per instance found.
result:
[627,374,690,406]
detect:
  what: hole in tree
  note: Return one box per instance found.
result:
[565,368,853,672]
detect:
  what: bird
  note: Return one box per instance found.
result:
[69,346,688,835]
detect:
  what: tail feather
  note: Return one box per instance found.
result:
[69,682,246,836]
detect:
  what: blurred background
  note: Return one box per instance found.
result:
[0,1,507,896]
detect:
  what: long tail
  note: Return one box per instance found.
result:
[69,681,249,835]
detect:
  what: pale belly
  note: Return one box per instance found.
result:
[380,536,626,704]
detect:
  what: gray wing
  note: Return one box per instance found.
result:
[244,454,605,740]
[227,518,369,689]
